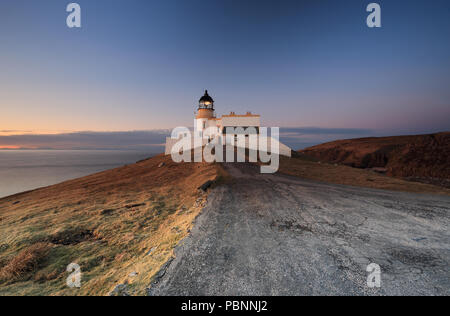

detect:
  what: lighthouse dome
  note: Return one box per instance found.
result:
[198,90,214,109]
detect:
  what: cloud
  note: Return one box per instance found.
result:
[0,130,34,135]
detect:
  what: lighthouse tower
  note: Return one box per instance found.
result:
[195,90,217,138]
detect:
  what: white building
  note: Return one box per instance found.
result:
[165,90,292,157]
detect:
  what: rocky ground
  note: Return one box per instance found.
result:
[148,163,450,296]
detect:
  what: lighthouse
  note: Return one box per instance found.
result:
[195,91,218,138]
[164,90,292,157]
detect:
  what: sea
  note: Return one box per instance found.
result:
[0,150,156,198]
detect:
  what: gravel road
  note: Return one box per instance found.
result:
[148,163,450,296]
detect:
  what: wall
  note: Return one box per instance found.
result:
[165,135,291,157]
[221,115,260,128]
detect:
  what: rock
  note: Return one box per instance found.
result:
[158,162,165,168]
[146,257,174,296]
[198,180,214,192]
[154,257,173,280]
[109,282,130,296]
[146,247,157,256]
[101,209,114,215]
[129,272,139,277]
[125,203,145,209]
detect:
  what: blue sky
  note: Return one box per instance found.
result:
[0,0,449,149]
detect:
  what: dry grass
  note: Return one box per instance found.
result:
[299,132,450,180]
[278,155,450,196]
[2,148,444,296]
[0,243,51,283]
[0,154,219,296]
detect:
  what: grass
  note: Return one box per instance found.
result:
[0,154,219,296]
[2,150,444,296]
[278,155,450,195]
[0,243,51,283]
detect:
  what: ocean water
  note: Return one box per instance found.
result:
[0,150,156,198]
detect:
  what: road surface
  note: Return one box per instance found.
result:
[148,163,450,296]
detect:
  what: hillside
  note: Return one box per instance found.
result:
[0,148,448,296]
[298,132,450,187]
[0,154,220,296]
[278,156,450,196]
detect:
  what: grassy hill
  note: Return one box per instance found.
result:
[278,155,450,195]
[298,132,450,187]
[0,154,220,296]
[1,146,448,296]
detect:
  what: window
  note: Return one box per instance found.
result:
[203,121,206,129]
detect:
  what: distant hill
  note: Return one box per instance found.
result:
[298,132,450,186]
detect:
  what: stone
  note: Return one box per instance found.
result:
[198,180,214,192]
[147,257,174,296]
[109,283,130,296]
[146,247,157,256]
[101,209,114,215]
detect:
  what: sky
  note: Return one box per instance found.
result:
[0,0,449,149]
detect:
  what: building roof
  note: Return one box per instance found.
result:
[221,111,260,118]
[199,90,214,103]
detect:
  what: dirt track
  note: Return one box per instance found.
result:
[148,163,450,296]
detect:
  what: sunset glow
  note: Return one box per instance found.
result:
[0,145,22,149]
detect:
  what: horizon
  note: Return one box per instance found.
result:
[1,127,448,151]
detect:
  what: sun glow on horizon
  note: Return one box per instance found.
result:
[0,130,75,137]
